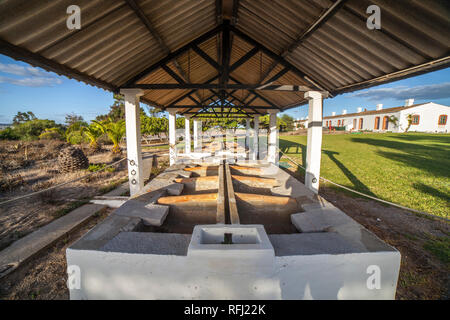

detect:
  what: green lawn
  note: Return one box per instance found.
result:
[279,133,450,218]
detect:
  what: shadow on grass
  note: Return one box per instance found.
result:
[351,136,449,153]
[323,150,376,197]
[279,138,375,197]
[412,182,450,204]
[279,139,306,166]
[352,137,450,178]
[376,151,449,178]
[394,134,450,144]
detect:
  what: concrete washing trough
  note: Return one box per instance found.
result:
[66,160,400,300]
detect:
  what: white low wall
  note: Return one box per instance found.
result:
[67,244,400,300]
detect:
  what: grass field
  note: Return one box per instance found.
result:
[279,133,450,218]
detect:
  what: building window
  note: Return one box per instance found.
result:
[358,118,363,129]
[341,119,345,126]
[382,116,389,130]
[438,115,447,125]
[338,120,341,126]
[374,117,380,130]
[353,119,357,129]
[412,115,420,125]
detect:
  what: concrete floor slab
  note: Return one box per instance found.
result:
[269,233,366,256]
[69,214,142,251]
[100,232,191,255]
[291,210,332,233]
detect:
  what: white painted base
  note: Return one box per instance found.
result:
[67,243,400,299]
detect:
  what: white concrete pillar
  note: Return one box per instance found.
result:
[120,89,144,196]
[253,116,259,160]
[184,116,191,154]
[193,119,199,151]
[267,110,278,164]
[305,91,324,194]
[245,118,250,152]
[168,110,177,165]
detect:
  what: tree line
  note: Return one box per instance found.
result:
[0,94,296,152]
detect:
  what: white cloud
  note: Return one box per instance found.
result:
[352,82,450,101]
[0,62,50,77]
[0,76,62,87]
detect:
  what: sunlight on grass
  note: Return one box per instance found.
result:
[279,133,450,218]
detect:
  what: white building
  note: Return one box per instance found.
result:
[324,100,449,133]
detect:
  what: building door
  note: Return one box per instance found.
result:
[374,117,380,130]
[353,119,357,129]
[382,116,389,130]
[358,118,363,130]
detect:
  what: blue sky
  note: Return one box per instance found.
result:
[0,53,449,124]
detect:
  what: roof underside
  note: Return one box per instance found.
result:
[0,0,449,117]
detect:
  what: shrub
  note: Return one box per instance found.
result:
[87,163,115,173]
[0,127,19,140]
[13,119,61,140]
[39,127,64,140]
[66,130,88,145]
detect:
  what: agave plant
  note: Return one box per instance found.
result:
[99,118,126,154]
[81,122,104,151]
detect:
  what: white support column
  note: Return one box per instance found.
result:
[245,118,250,153]
[267,110,278,164]
[120,88,144,196]
[305,91,324,194]
[168,110,177,165]
[253,116,259,160]
[193,119,199,151]
[184,115,191,154]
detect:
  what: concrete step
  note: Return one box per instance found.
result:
[0,203,106,279]
[114,200,169,227]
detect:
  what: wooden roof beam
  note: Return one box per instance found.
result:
[231,0,240,26]
[122,25,222,87]
[125,0,203,101]
[242,1,348,95]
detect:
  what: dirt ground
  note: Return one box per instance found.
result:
[0,144,170,300]
[0,208,112,300]
[285,166,449,300]
[0,140,131,251]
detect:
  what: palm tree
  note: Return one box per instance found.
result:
[388,115,399,128]
[98,118,126,153]
[81,122,104,151]
[405,114,413,132]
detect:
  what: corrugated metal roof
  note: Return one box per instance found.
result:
[0,0,448,115]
